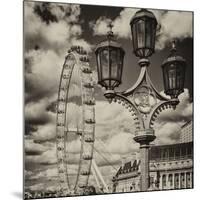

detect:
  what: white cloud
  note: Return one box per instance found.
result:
[27,144,57,165]
[153,89,192,144]
[32,123,56,141]
[91,8,192,49]
[71,38,93,53]
[158,89,193,123]
[155,11,193,49]
[91,8,137,38]
[154,121,183,145]
[25,49,64,102]
[95,100,136,140]
[24,2,86,53]
[106,132,138,154]
[25,97,55,124]
[25,139,48,155]
[49,3,80,23]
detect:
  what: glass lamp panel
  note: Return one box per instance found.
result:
[145,20,152,48]
[176,63,185,91]
[136,20,145,49]
[100,49,110,79]
[132,23,138,51]
[163,65,169,92]
[118,50,124,81]
[96,52,102,82]
[151,21,157,50]
[176,65,181,90]
[168,64,176,90]
[110,49,118,79]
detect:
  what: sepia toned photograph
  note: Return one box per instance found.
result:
[24,0,193,199]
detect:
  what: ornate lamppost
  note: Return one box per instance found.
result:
[95,8,186,191]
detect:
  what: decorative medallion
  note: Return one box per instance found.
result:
[132,85,157,114]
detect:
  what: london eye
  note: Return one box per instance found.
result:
[56,46,95,195]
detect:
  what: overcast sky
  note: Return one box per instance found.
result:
[24,1,193,193]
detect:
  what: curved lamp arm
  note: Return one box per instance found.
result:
[145,98,179,129]
[107,92,144,130]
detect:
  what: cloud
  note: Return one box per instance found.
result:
[158,89,193,123]
[71,38,93,53]
[90,8,137,38]
[153,89,193,144]
[106,132,138,154]
[24,2,84,53]
[155,10,193,49]
[27,101,83,143]
[25,139,48,156]
[26,143,57,165]
[25,170,34,178]
[90,8,192,49]
[25,49,63,103]
[24,1,92,105]
[32,123,56,142]
[25,98,55,125]
[95,101,136,139]
[154,121,183,145]
[25,136,82,166]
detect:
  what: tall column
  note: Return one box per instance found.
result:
[166,174,170,189]
[160,174,162,190]
[140,145,150,191]
[184,173,187,188]
[172,173,175,189]
[134,129,156,192]
[179,173,181,189]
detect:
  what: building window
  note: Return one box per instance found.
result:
[175,148,180,159]
[161,149,168,161]
[168,174,173,187]
[186,172,191,188]
[169,148,174,160]
[174,173,179,189]
[181,173,185,188]
[162,174,166,188]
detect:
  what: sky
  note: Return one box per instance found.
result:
[24,1,193,194]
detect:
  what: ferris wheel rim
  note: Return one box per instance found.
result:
[56,46,95,195]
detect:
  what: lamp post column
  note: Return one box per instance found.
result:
[140,144,150,191]
[134,129,156,191]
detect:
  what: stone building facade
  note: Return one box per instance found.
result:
[112,142,193,192]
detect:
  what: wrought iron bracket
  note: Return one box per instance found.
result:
[103,58,180,131]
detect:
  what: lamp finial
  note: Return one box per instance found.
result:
[171,40,177,52]
[107,20,114,38]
